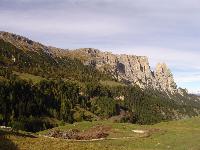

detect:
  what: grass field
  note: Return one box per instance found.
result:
[100,80,126,87]
[13,72,44,84]
[1,117,200,150]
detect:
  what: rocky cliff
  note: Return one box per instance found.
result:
[74,48,178,94]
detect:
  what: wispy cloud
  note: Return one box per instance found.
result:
[0,12,124,36]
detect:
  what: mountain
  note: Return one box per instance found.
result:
[0,31,200,132]
[0,31,181,94]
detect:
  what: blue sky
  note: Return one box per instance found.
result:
[0,0,200,93]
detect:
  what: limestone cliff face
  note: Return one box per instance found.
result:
[155,63,177,92]
[76,48,178,94]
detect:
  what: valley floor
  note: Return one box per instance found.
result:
[1,117,200,150]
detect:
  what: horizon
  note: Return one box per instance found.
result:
[1,0,200,93]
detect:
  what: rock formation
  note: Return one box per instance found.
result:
[76,48,178,94]
[155,63,177,93]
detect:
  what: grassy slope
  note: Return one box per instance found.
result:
[1,117,200,150]
[13,72,44,84]
[100,80,126,87]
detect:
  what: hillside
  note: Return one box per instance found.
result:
[0,32,113,82]
[1,117,200,150]
[0,31,200,133]
[0,31,187,94]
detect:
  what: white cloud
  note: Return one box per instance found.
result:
[175,74,200,83]
[0,11,125,36]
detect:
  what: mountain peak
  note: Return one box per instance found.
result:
[155,63,177,93]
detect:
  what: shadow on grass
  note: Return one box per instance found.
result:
[0,129,37,150]
[0,136,18,150]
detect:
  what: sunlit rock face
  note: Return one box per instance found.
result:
[77,48,178,94]
[155,63,177,93]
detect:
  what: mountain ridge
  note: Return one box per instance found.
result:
[0,31,182,94]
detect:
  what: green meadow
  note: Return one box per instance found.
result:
[1,117,200,150]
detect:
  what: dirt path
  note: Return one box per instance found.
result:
[39,134,148,142]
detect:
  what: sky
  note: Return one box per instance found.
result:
[0,0,200,93]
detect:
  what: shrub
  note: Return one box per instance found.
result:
[11,117,59,132]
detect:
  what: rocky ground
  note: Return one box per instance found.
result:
[44,125,111,140]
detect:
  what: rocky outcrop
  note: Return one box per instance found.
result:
[76,48,178,94]
[155,63,177,93]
